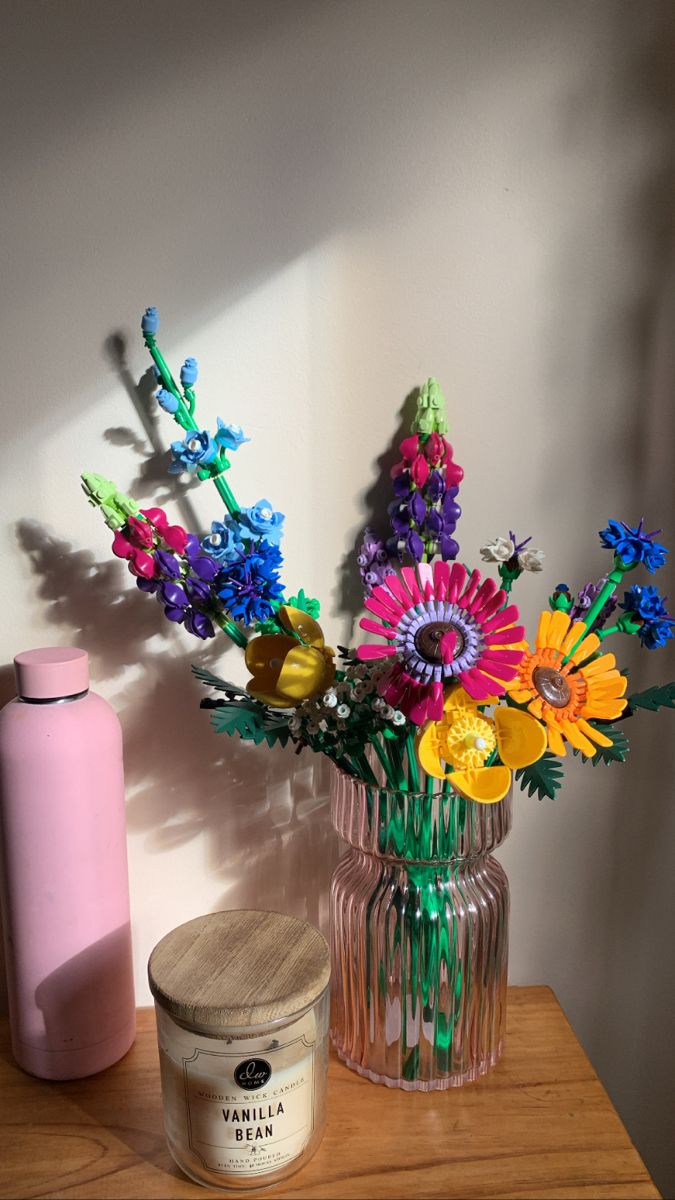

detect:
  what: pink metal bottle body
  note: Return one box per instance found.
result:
[0,648,135,1079]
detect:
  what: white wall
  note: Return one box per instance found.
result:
[2,0,674,1191]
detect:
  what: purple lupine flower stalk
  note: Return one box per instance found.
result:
[387,431,464,563]
[135,535,218,639]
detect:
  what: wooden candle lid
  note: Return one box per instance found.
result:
[148,909,330,1029]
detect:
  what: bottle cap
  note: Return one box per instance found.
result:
[14,647,89,700]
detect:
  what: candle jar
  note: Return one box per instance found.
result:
[148,909,330,1191]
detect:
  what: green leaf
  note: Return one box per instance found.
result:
[625,681,675,715]
[285,588,321,619]
[209,700,291,749]
[571,721,630,767]
[191,665,249,699]
[515,751,564,801]
[254,589,321,635]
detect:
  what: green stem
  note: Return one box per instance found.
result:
[352,750,379,787]
[184,385,196,419]
[405,733,420,792]
[144,333,240,517]
[562,564,628,664]
[596,623,621,642]
[334,753,356,776]
[144,335,189,423]
[213,473,240,517]
[214,613,248,649]
[142,333,252,648]
[388,739,408,791]
[370,735,398,789]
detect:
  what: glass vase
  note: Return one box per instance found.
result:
[329,764,511,1090]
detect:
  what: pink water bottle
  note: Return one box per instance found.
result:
[0,647,135,1079]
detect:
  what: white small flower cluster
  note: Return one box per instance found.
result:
[480,536,545,573]
[480,535,514,563]
[286,661,406,748]
[518,547,545,572]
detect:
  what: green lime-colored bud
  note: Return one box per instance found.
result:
[81,472,139,530]
[412,377,448,436]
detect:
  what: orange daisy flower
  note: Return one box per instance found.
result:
[506,609,627,757]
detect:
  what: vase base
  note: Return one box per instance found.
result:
[331,1032,504,1091]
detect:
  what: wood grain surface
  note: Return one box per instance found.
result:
[148,909,330,1028]
[0,988,659,1199]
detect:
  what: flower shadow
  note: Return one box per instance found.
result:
[13,518,338,943]
[103,332,203,521]
[333,386,419,632]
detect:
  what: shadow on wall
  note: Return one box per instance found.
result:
[535,14,675,1195]
[1,0,461,431]
[0,520,338,1018]
[582,252,675,1196]
[334,386,420,627]
[102,333,205,530]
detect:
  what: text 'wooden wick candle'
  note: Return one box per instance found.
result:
[148,909,330,1191]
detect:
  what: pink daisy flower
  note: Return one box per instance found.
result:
[356,561,525,724]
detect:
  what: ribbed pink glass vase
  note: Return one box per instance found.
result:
[329,764,511,1090]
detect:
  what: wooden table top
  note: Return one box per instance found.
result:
[0,987,658,1199]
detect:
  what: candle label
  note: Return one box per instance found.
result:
[182,1033,315,1176]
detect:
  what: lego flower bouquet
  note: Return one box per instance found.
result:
[83,308,674,1088]
[84,309,673,806]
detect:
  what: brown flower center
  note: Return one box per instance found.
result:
[532,665,571,708]
[414,621,464,664]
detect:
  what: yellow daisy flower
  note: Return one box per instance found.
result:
[415,686,547,803]
[505,609,627,757]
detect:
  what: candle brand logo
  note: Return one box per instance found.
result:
[234,1057,272,1091]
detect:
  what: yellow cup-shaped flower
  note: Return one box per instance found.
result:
[245,606,335,707]
[416,687,547,804]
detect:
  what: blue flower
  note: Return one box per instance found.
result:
[157,387,179,414]
[180,357,199,387]
[141,306,159,334]
[214,418,250,452]
[238,499,285,546]
[599,519,668,573]
[216,541,284,625]
[169,430,217,474]
[620,584,668,622]
[202,519,246,562]
[638,618,675,649]
[620,584,674,649]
